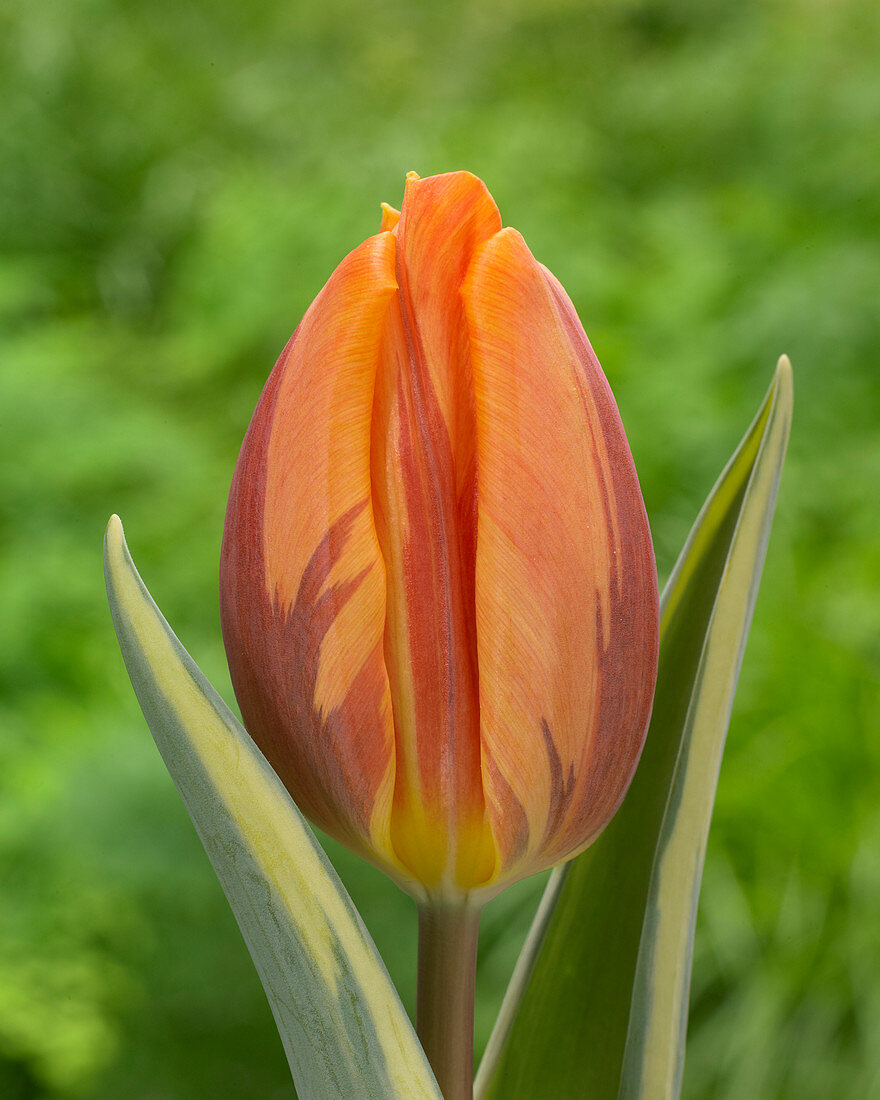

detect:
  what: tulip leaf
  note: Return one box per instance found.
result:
[104,516,441,1100]
[476,356,793,1100]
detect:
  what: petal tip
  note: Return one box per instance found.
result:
[379,202,401,232]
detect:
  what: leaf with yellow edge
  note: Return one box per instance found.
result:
[476,357,793,1100]
[104,516,440,1100]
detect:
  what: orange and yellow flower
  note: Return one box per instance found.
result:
[220,171,659,903]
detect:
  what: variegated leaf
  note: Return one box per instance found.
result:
[104,516,441,1100]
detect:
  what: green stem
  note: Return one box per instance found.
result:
[417,903,481,1100]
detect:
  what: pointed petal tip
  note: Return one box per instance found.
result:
[480,225,526,253]
[379,202,401,232]
[461,226,527,299]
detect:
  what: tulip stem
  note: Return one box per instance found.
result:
[417,903,480,1100]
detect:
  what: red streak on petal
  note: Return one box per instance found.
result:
[221,341,394,856]
[371,173,501,885]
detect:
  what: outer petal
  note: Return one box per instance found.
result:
[371,172,502,892]
[463,228,659,883]
[220,232,402,870]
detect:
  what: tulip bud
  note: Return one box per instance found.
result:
[220,171,659,904]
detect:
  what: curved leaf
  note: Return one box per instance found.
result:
[476,357,793,1100]
[104,516,440,1100]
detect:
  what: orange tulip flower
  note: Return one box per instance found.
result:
[220,171,659,905]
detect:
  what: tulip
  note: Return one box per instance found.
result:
[220,171,659,909]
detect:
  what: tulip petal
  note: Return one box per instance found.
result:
[221,232,402,867]
[464,229,659,880]
[371,172,502,892]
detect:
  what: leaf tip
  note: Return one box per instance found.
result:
[104,514,129,596]
[775,353,793,400]
[772,355,794,436]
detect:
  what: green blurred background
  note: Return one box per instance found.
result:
[2,0,878,1096]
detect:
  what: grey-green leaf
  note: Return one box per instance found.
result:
[476,357,793,1100]
[104,516,440,1100]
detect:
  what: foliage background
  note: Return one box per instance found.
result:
[1,0,878,1096]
